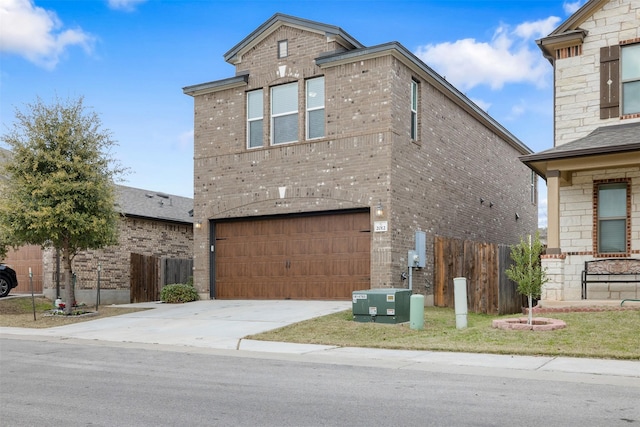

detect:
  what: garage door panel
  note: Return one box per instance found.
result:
[355,235,370,252]
[290,238,309,255]
[214,211,370,299]
[263,240,285,256]
[309,237,330,255]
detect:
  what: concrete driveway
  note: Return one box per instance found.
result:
[1,299,351,350]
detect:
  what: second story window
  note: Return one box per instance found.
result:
[271,82,298,145]
[621,43,640,115]
[247,90,263,148]
[306,77,325,139]
[278,40,288,58]
[410,80,418,140]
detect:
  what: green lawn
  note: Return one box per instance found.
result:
[247,307,640,360]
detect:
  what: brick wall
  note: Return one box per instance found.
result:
[388,57,537,294]
[43,217,193,304]
[191,23,537,299]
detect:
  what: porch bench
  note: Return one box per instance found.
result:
[581,259,640,299]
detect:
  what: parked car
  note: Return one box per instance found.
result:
[0,264,18,297]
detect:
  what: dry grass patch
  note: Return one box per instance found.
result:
[0,296,147,329]
[247,307,640,360]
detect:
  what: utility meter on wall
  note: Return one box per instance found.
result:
[409,231,426,268]
[408,250,420,267]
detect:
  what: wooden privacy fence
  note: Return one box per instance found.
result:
[434,236,520,315]
[162,257,193,286]
[130,254,193,303]
[2,244,43,294]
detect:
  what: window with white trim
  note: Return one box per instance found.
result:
[271,82,298,145]
[621,43,640,115]
[247,90,263,148]
[410,80,418,140]
[530,171,537,204]
[596,182,628,254]
[306,77,325,140]
[278,40,288,58]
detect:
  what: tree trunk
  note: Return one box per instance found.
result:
[63,249,75,315]
[527,294,533,325]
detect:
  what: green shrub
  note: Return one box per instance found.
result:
[160,283,200,303]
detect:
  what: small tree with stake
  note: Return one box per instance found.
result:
[0,97,124,314]
[505,232,548,325]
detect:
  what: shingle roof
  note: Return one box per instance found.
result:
[115,185,193,224]
[520,122,640,163]
[0,149,192,223]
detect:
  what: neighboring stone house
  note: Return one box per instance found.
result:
[42,185,194,304]
[522,0,640,301]
[183,14,537,303]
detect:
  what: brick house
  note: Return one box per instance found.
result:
[522,0,640,301]
[42,185,194,304]
[183,14,537,303]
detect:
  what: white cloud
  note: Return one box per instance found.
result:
[415,17,561,92]
[0,0,94,69]
[513,16,561,40]
[107,0,147,12]
[509,101,526,119]
[563,1,585,15]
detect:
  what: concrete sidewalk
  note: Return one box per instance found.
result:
[1,299,638,381]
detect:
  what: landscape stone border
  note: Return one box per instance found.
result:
[492,317,567,331]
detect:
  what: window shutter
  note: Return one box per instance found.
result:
[600,45,620,119]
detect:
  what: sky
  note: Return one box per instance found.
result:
[0,0,590,228]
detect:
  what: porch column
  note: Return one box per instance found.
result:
[546,170,561,254]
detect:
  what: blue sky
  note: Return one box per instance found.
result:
[1,0,589,227]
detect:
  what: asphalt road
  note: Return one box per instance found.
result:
[2,337,638,427]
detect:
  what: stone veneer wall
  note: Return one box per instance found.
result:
[543,166,640,300]
[554,0,640,146]
[542,0,640,301]
[43,217,193,304]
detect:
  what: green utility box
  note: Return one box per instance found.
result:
[352,288,411,324]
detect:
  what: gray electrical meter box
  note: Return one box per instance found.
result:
[352,289,411,323]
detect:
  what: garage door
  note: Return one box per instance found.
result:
[213,210,371,299]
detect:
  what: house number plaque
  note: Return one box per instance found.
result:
[374,221,388,232]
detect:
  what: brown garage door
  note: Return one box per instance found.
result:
[213,210,370,299]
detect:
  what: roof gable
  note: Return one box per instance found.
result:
[548,0,608,35]
[536,0,608,60]
[224,13,364,65]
